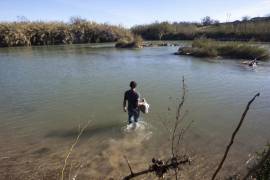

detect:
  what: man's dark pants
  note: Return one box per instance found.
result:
[128,109,140,124]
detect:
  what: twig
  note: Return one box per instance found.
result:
[211,93,260,180]
[124,155,134,176]
[243,146,270,180]
[171,76,186,158]
[176,119,194,156]
[60,121,90,180]
[176,77,186,121]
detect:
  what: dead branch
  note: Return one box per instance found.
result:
[123,156,190,180]
[243,145,270,180]
[211,93,260,180]
[61,121,91,180]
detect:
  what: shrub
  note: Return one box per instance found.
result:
[217,43,269,60]
[115,35,143,48]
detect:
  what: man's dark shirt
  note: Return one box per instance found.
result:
[124,90,140,111]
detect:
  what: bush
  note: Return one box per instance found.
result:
[177,46,218,57]
[115,35,143,48]
[131,22,198,40]
[217,43,269,60]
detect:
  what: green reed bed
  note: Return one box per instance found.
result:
[176,39,269,60]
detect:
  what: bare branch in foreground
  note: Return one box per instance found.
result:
[123,156,190,180]
[211,93,260,180]
[60,121,91,180]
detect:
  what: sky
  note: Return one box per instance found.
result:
[0,0,270,27]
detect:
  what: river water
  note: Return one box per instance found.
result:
[0,42,269,179]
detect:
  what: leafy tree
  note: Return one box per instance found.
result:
[201,16,214,26]
[242,16,250,21]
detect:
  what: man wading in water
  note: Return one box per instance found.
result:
[123,81,142,124]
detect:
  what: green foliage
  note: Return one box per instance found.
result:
[0,20,133,47]
[201,16,219,26]
[217,43,269,60]
[252,145,270,180]
[177,38,269,60]
[132,18,270,41]
[177,46,218,57]
[192,38,216,48]
[131,22,198,40]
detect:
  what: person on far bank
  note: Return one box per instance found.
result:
[123,81,142,124]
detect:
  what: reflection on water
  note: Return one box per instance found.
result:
[45,121,124,139]
[0,42,270,179]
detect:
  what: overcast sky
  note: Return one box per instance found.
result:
[0,0,270,27]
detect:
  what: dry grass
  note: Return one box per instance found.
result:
[0,20,133,47]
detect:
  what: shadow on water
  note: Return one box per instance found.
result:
[45,121,125,139]
[32,147,51,157]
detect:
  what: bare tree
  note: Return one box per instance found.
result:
[202,16,214,26]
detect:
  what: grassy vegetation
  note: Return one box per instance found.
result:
[1,16,270,47]
[250,145,270,180]
[176,38,269,60]
[0,18,133,47]
[132,17,270,42]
